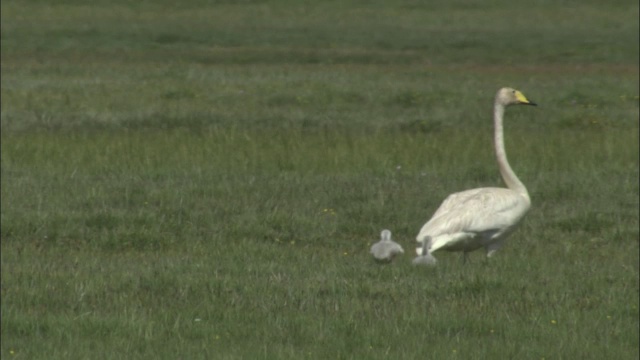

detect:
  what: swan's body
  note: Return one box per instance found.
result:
[416,88,536,263]
[371,229,404,263]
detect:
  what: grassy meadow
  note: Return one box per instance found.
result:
[1,0,639,358]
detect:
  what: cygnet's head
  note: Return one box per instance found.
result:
[380,229,392,242]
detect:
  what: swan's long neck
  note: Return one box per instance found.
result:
[494,102,530,203]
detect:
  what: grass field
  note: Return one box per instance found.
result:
[1,0,639,359]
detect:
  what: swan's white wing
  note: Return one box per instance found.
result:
[429,188,487,220]
[416,188,530,249]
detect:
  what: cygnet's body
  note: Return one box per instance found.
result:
[412,236,438,266]
[370,229,404,263]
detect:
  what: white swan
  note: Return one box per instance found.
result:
[370,229,404,262]
[415,87,536,263]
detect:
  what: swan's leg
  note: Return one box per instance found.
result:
[485,240,504,258]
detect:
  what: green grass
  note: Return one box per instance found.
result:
[2,0,639,359]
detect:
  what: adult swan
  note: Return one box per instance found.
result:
[414,87,537,265]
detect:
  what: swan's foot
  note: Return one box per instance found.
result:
[485,241,504,258]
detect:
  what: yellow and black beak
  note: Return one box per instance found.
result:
[515,90,537,106]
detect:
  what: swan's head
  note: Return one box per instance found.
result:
[497,87,537,107]
[380,229,392,242]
